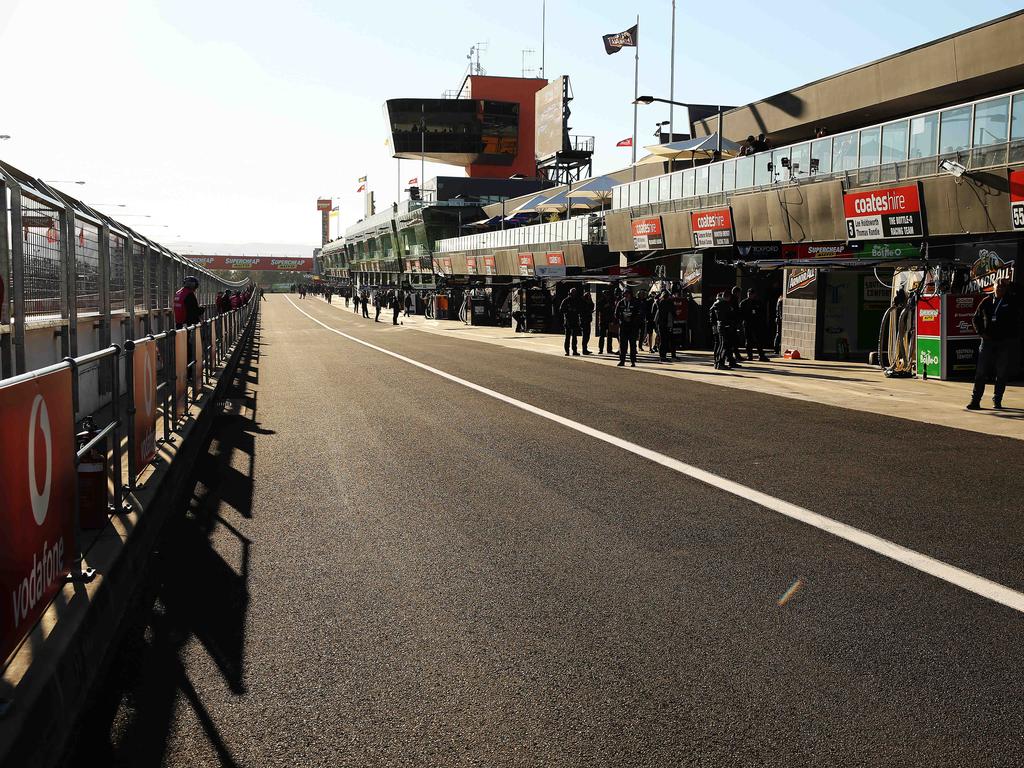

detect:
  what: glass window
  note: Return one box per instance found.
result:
[790,143,810,178]
[909,113,938,158]
[810,138,831,175]
[1012,94,1024,140]
[695,164,710,196]
[670,170,683,199]
[832,132,858,171]
[772,148,791,182]
[659,175,672,201]
[939,106,972,154]
[754,152,773,186]
[721,159,736,191]
[974,97,1009,146]
[881,121,909,164]
[638,180,649,205]
[735,155,754,188]
[859,127,880,168]
[708,161,723,194]
[682,168,695,197]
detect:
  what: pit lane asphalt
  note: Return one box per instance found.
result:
[68,294,1024,768]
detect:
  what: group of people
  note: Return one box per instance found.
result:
[708,286,771,370]
[173,277,255,330]
[345,288,411,325]
[739,134,771,155]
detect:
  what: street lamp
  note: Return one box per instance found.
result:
[44,179,86,186]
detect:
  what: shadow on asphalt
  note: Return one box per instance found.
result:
[64,316,270,768]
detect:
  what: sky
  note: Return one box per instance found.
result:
[1,0,1020,252]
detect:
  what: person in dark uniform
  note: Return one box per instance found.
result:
[361,291,369,318]
[596,288,616,355]
[774,294,784,353]
[615,288,643,367]
[655,290,677,362]
[579,288,595,355]
[392,291,402,325]
[740,288,770,362]
[709,291,739,369]
[967,278,1020,410]
[559,287,582,356]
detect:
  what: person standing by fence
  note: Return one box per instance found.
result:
[173,276,204,329]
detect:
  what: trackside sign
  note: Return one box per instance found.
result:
[843,184,923,240]
[1010,169,1024,231]
[690,208,734,248]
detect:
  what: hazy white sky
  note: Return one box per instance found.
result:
[1,0,1018,249]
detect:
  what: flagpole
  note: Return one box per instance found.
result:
[669,1,676,140]
[397,158,400,204]
[631,14,639,181]
[420,103,426,202]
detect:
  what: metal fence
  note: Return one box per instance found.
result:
[1,159,250,379]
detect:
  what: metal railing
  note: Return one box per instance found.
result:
[0,294,258,669]
[1,160,250,379]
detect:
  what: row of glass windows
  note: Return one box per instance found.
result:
[613,90,1024,210]
[437,216,590,252]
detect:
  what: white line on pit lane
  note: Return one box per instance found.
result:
[285,295,1024,615]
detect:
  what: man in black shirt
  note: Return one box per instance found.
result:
[739,288,770,362]
[615,288,643,367]
[579,288,595,355]
[709,292,739,370]
[968,279,1020,410]
[559,287,582,356]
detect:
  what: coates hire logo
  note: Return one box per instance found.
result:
[13,394,66,630]
[632,219,661,236]
[694,212,727,230]
[844,185,920,216]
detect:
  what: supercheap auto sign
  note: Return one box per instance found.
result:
[843,184,922,240]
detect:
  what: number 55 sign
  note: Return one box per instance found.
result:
[1010,169,1024,231]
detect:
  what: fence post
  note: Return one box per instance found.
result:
[0,177,11,379]
[142,242,152,335]
[98,221,112,395]
[109,345,125,513]
[9,181,26,374]
[63,355,96,583]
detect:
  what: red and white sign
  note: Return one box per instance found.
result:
[1010,169,1024,231]
[316,198,333,212]
[465,256,478,275]
[535,252,566,278]
[518,253,534,276]
[483,255,496,276]
[631,217,665,250]
[188,256,313,272]
[843,184,923,240]
[437,257,453,275]
[132,340,158,474]
[616,137,633,147]
[174,330,188,416]
[916,294,942,338]
[690,208,734,248]
[0,368,76,665]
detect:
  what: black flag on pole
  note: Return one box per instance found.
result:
[602,24,638,55]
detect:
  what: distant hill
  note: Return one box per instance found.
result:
[171,241,318,259]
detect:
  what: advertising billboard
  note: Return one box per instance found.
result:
[843,183,923,240]
[631,217,665,251]
[466,256,478,275]
[483,255,496,276]
[690,208,734,248]
[534,252,566,278]
[0,367,76,665]
[518,253,534,276]
[187,256,314,272]
[1011,169,1024,231]
[132,340,158,474]
[535,77,567,162]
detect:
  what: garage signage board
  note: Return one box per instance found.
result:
[1011,169,1024,231]
[843,184,922,240]
[690,208,734,248]
[631,217,665,251]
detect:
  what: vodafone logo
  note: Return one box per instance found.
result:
[28,394,53,526]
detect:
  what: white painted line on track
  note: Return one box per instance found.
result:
[285,295,1024,615]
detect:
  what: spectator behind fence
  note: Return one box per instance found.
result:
[173,275,204,329]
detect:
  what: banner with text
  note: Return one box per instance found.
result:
[0,367,76,665]
[174,331,188,415]
[518,253,534,277]
[132,340,158,474]
[188,256,314,272]
[1011,169,1024,231]
[844,184,923,240]
[691,208,734,248]
[631,217,665,251]
[535,252,566,278]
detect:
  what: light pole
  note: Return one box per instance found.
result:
[634,96,725,154]
[44,179,86,185]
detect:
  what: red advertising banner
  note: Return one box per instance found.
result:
[781,243,854,259]
[174,330,188,415]
[945,294,983,337]
[916,294,942,337]
[631,217,665,250]
[192,328,203,397]
[188,256,314,272]
[483,255,496,275]
[210,320,218,367]
[1010,169,1024,231]
[132,340,158,473]
[844,183,923,240]
[316,198,332,212]
[518,253,534,276]
[535,252,566,278]
[546,252,565,266]
[437,257,453,276]
[690,208,734,248]
[0,367,76,665]
[466,256,478,275]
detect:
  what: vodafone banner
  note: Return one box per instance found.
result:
[0,368,76,664]
[188,256,314,272]
[1010,169,1024,231]
[844,183,923,240]
[631,217,665,251]
[133,340,158,473]
[691,208,734,248]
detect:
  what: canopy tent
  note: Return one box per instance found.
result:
[569,175,618,198]
[502,192,554,219]
[639,134,742,164]
[535,189,599,212]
